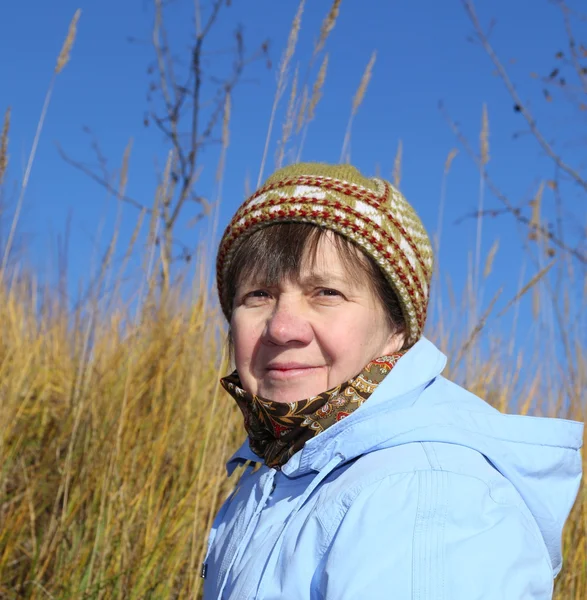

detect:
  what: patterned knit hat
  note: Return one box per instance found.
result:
[216,163,433,346]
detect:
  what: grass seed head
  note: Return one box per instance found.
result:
[55,9,81,74]
[0,107,10,185]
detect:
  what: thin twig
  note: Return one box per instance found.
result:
[57,145,152,214]
[440,102,587,265]
[462,0,587,194]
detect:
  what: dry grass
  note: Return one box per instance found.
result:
[340,50,377,163]
[392,140,403,188]
[312,0,341,62]
[0,222,584,599]
[2,10,80,277]
[276,66,299,169]
[258,0,305,186]
[0,272,244,599]
[307,54,329,125]
[55,10,81,74]
[0,107,10,186]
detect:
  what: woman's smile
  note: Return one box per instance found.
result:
[264,363,326,381]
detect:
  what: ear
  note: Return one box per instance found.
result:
[380,331,405,355]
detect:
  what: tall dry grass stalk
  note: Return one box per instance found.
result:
[430,148,458,343]
[296,53,329,161]
[312,0,341,63]
[483,239,499,278]
[471,103,490,324]
[55,9,81,74]
[258,0,305,186]
[290,0,340,162]
[1,9,81,277]
[208,92,232,309]
[307,54,329,125]
[296,85,309,136]
[276,66,299,169]
[0,107,10,185]
[392,140,403,188]
[340,50,376,163]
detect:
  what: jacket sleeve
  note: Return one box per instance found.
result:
[318,470,554,600]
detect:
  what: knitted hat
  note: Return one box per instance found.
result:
[216,163,433,346]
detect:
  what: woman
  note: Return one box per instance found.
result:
[203,163,583,599]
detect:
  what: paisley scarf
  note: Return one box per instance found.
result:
[220,352,407,469]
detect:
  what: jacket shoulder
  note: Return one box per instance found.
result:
[420,374,501,413]
[316,438,517,537]
[322,438,502,501]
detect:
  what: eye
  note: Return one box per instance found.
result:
[316,288,345,300]
[241,289,271,305]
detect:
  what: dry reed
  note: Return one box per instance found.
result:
[1,9,81,277]
[295,54,329,161]
[480,103,490,166]
[340,50,376,163]
[55,9,81,74]
[392,140,403,188]
[308,54,329,123]
[0,107,10,185]
[276,66,299,169]
[496,260,556,318]
[296,85,309,135]
[483,239,499,278]
[290,0,340,162]
[472,104,490,326]
[258,0,305,186]
[444,148,458,173]
[312,0,341,62]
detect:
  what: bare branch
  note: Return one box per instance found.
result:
[57,144,153,214]
[440,102,587,265]
[462,0,587,194]
[60,0,270,282]
[559,1,587,96]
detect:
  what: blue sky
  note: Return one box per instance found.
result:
[0,0,584,367]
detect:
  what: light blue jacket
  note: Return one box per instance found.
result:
[203,338,583,599]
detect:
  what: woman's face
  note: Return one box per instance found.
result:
[230,232,404,403]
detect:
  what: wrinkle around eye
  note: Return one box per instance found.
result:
[239,289,273,306]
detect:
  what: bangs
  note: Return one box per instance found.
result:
[224,223,368,309]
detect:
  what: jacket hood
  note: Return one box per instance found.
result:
[227,337,584,575]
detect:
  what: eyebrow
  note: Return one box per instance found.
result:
[240,272,356,291]
[299,273,353,288]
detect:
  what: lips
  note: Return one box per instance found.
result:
[265,363,324,380]
[266,363,317,371]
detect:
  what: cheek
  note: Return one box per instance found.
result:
[231,313,261,366]
[316,310,384,365]
[315,314,366,359]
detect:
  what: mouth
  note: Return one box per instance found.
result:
[265,364,324,380]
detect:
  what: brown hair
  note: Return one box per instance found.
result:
[223,223,407,349]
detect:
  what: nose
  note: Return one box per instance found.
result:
[263,296,313,346]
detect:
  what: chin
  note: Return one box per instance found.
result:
[262,383,322,404]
